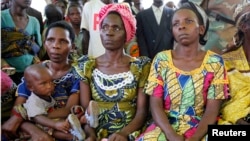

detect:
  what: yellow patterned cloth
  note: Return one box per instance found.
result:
[218,47,250,124]
[74,55,151,140]
[136,50,229,141]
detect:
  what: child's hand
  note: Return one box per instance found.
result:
[55,120,70,133]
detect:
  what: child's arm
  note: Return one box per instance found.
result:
[48,93,80,119]
[33,115,70,133]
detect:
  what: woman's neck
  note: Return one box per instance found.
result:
[10,6,27,17]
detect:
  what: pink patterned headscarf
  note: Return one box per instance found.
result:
[99,3,136,43]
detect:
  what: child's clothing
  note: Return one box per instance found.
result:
[23,92,56,119]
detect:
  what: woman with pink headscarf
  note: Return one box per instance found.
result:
[74,3,151,141]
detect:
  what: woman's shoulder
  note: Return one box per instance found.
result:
[222,46,243,61]
[73,55,96,71]
[206,50,224,63]
[153,50,172,62]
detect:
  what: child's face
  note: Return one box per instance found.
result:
[171,9,204,45]
[30,71,54,98]
[68,6,82,25]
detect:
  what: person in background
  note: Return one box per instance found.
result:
[80,0,114,58]
[179,0,246,54]
[123,0,144,15]
[39,3,64,61]
[67,3,85,57]
[166,1,176,10]
[136,0,174,60]
[52,0,68,20]
[2,21,80,141]
[136,2,229,141]
[1,70,17,124]
[218,2,250,125]
[27,6,44,35]
[1,0,11,10]
[1,0,42,85]
[75,3,151,141]
[1,0,44,37]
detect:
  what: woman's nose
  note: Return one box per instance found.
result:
[178,22,186,30]
[52,41,61,48]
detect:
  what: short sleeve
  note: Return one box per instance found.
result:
[144,52,169,96]
[205,53,229,100]
[17,77,31,98]
[74,55,96,84]
[137,56,151,88]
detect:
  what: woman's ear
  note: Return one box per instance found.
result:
[71,43,76,53]
[199,25,205,36]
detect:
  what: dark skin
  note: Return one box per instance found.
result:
[67,5,83,54]
[150,9,223,141]
[24,65,71,139]
[1,0,53,140]
[153,0,164,7]
[2,27,79,141]
[81,0,114,55]
[9,0,30,29]
[1,0,31,69]
[80,13,149,141]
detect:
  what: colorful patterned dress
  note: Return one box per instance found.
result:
[218,47,250,124]
[136,50,229,141]
[74,56,151,140]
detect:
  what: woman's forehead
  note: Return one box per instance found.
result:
[173,9,197,19]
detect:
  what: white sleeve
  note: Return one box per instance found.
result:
[80,3,90,30]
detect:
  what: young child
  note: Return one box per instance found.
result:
[22,64,85,140]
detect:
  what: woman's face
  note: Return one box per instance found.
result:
[172,9,205,46]
[44,27,72,63]
[100,13,126,51]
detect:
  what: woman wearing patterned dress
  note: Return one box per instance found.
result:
[136,2,229,141]
[2,21,81,141]
[74,3,151,141]
[218,2,250,125]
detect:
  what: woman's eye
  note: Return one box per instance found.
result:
[114,27,121,31]
[46,38,54,42]
[186,19,194,24]
[60,40,68,44]
[173,23,179,27]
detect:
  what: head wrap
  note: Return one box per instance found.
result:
[233,2,250,28]
[1,71,13,94]
[177,2,209,45]
[99,3,136,43]
[232,1,250,47]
